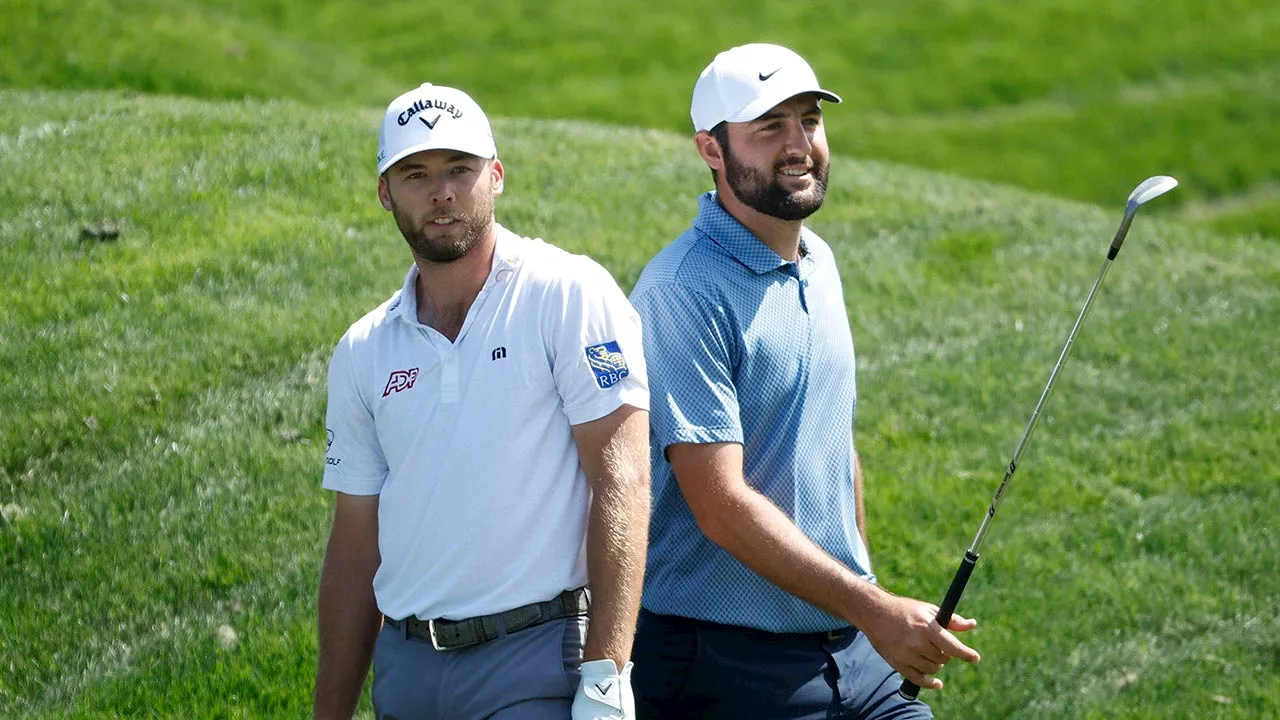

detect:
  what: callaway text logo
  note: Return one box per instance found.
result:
[398,98,464,126]
[383,368,420,397]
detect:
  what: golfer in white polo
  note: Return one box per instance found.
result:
[314,83,650,720]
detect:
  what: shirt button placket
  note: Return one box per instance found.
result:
[441,347,460,404]
[788,264,810,315]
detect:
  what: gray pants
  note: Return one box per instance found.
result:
[372,615,586,720]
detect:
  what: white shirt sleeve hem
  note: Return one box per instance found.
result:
[321,476,384,496]
[564,386,650,426]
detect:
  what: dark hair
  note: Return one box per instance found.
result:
[708,122,731,185]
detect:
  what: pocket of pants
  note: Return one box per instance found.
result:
[632,612,700,704]
[636,612,699,666]
[559,615,588,695]
[370,623,400,717]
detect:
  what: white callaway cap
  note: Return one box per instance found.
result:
[690,43,842,133]
[377,83,497,174]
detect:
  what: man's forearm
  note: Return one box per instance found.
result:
[700,487,887,629]
[574,406,651,668]
[582,463,650,666]
[314,533,382,718]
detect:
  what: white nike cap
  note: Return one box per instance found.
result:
[377,83,497,174]
[690,44,842,133]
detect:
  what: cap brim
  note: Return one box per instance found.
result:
[723,88,843,125]
[378,140,497,175]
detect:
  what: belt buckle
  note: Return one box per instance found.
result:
[428,618,446,651]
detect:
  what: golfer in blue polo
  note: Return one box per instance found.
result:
[629,44,981,719]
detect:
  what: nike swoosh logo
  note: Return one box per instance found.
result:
[759,68,782,81]
[420,114,442,130]
[594,680,614,695]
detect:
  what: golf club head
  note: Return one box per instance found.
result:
[1127,175,1179,211]
[1109,175,1178,259]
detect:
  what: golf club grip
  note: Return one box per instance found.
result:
[897,550,980,700]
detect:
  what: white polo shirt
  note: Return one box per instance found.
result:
[323,225,648,621]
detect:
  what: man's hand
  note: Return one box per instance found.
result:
[572,659,636,720]
[861,592,980,691]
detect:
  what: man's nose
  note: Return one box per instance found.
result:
[781,119,813,157]
[428,174,457,204]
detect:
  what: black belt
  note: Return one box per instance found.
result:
[385,587,590,651]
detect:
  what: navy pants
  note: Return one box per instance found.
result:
[632,610,933,720]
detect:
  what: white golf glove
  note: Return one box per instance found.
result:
[571,658,636,720]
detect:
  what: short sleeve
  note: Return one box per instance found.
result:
[322,332,389,495]
[630,283,742,452]
[548,260,649,426]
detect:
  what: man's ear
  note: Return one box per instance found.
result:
[490,158,505,196]
[695,131,725,173]
[377,175,393,211]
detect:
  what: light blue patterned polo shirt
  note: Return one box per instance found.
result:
[630,191,873,633]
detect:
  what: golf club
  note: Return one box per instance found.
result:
[898,175,1179,701]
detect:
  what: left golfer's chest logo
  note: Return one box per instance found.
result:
[585,341,629,389]
[383,368,420,397]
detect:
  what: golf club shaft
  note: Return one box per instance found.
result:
[898,253,1117,701]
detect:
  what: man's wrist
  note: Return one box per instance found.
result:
[837,574,892,629]
[582,653,629,666]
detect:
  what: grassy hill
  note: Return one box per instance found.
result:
[2,0,1278,239]
[1,89,1276,718]
[3,0,1278,716]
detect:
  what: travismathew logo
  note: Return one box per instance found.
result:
[383,368,420,397]
[398,98,464,126]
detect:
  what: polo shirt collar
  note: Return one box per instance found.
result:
[692,191,816,276]
[388,223,521,323]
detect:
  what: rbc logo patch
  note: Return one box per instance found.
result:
[585,341,629,389]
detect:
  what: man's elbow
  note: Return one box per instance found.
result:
[688,501,736,549]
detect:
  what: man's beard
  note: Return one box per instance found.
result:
[723,146,829,221]
[388,190,494,263]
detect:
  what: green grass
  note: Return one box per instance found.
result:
[2,89,1277,718]
[2,0,1279,237]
